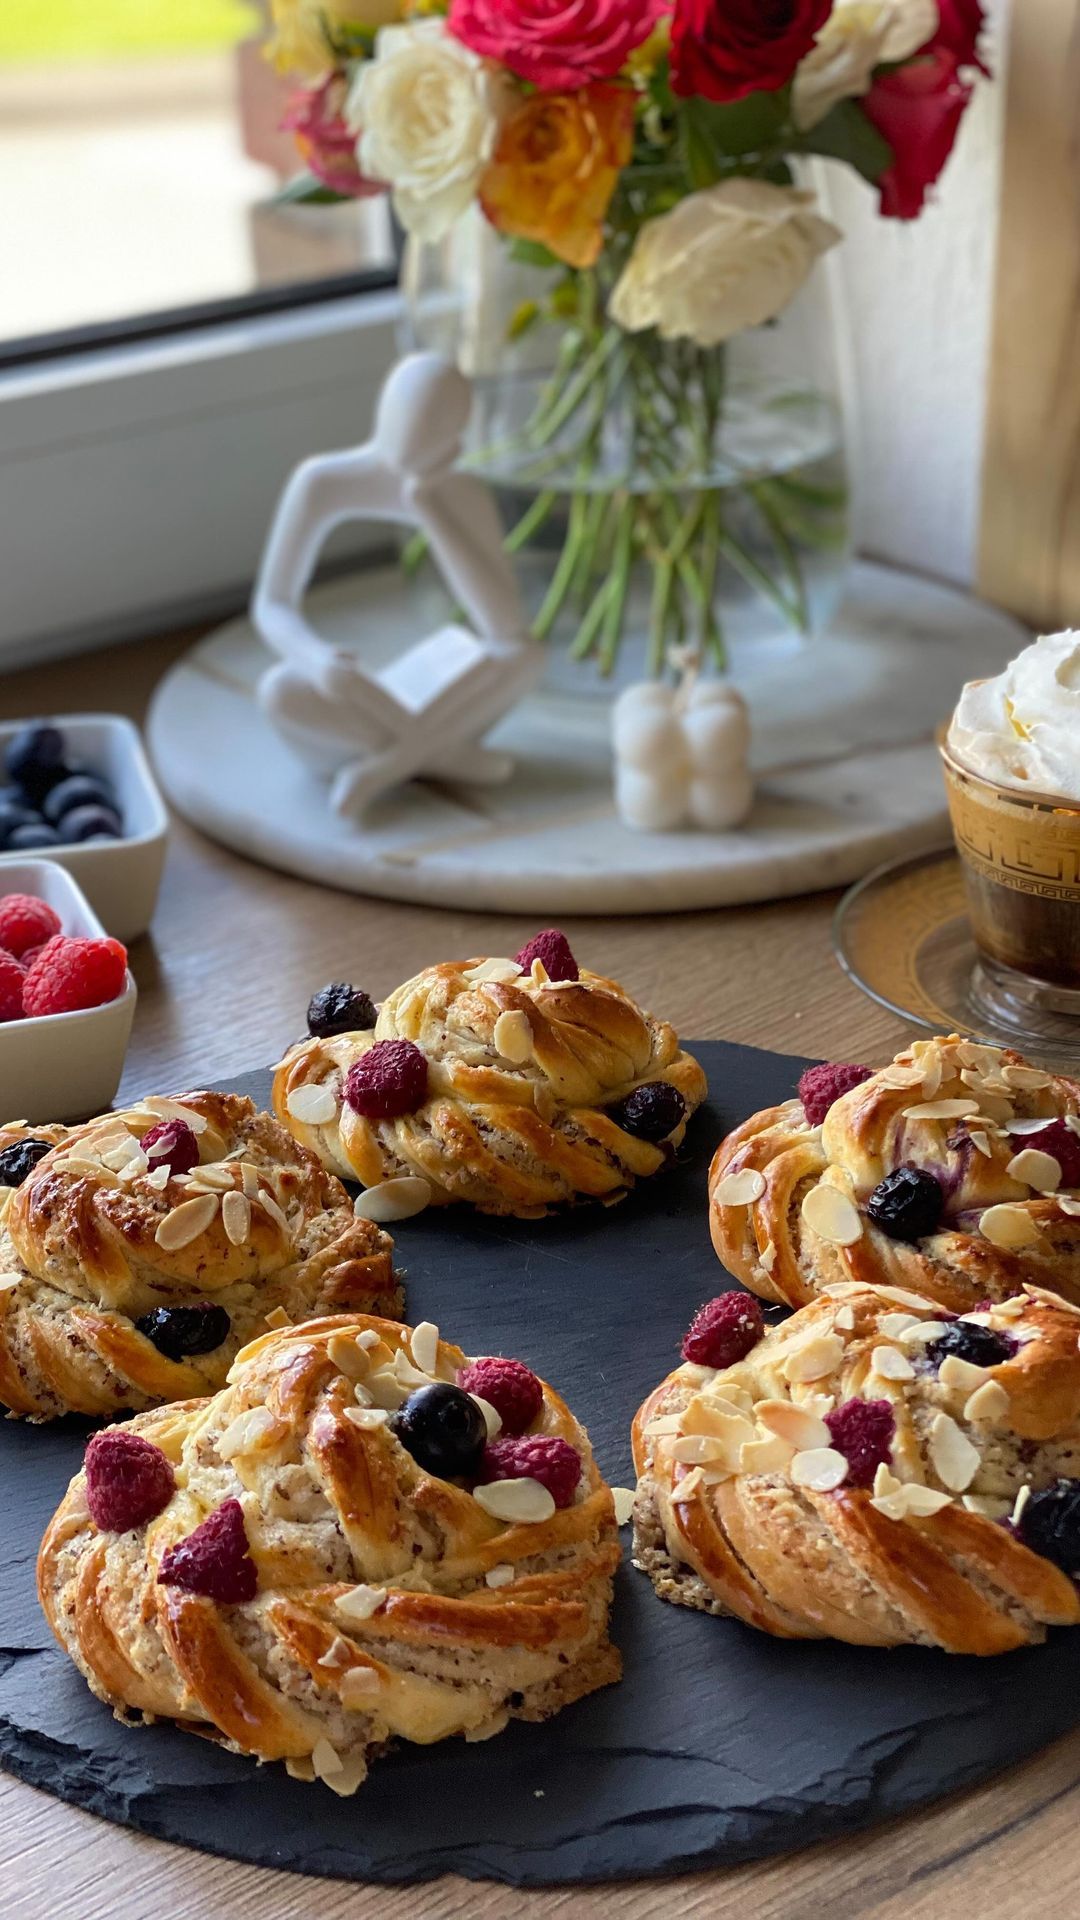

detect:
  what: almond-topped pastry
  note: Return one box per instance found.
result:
[0,1092,401,1420]
[632,1282,1080,1652]
[274,929,706,1217]
[39,1315,622,1793]
[708,1037,1080,1314]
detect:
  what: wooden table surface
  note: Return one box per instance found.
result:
[1,634,1074,1920]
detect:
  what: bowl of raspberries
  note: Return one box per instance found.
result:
[0,715,168,942]
[0,863,136,1122]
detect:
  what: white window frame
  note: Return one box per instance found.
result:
[0,290,402,669]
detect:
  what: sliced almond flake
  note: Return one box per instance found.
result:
[344,1405,389,1431]
[338,1666,382,1709]
[759,1240,777,1274]
[217,1406,281,1460]
[677,1363,712,1387]
[317,1634,354,1670]
[901,1319,950,1347]
[880,1312,919,1339]
[1007,1148,1062,1192]
[321,1755,368,1798]
[473,1477,556,1524]
[994,1294,1028,1318]
[410,1320,440,1376]
[964,1380,1010,1423]
[464,1712,511,1745]
[833,1302,855,1330]
[254,1186,293,1238]
[145,1163,171,1192]
[221,1191,251,1247]
[712,1167,766,1206]
[470,1394,503,1440]
[0,1274,21,1294]
[681,1400,755,1449]
[645,1413,685,1437]
[963,1493,1012,1518]
[366,1369,408,1412]
[979,1203,1042,1250]
[311,1738,344,1782]
[611,1487,635,1526]
[801,1185,862,1246]
[354,1177,432,1224]
[957,1041,1004,1070]
[486,1562,516,1587]
[879,1065,925,1089]
[392,1347,434,1390]
[902,1098,981,1122]
[939,1354,991,1391]
[791,1446,848,1492]
[871,1483,953,1521]
[755,1400,830,1451]
[919,1055,944,1101]
[1024,1283,1080,1316]
[529,958,550,987]
[739,1434,794,1474]
[264,1305,290,1330]
[328,1333,371,1382]
[1007,1116,1059,1136]
[154,1192,220,1251]
[100,1137,142,1172]
[672,1466,705,1502]
[140,1096,209,1134]
[701,1467,736,1487]
[336,1584,387,1624]
[929,1412,980,1492]
[873,1463,901,1498]
[871,1345,915,1382]
[357,1329,381,1351]
[825,1281,935,1313]
[1001,1065,1053,1090]
[969,1131,993,1159]
[670,1434,731,1465]
[492,1009,533,1065]
[1059,1196,1080,1216]
[61,1157,118,1183]
[976,1093,1015,1125]
[463,957,523,984]
[782,1332,845,1383]
[286,1082,338,1126]
[187,1163,237,1193]
[1011,1484,1032,1526]
[286,1757,315,1782]
[241,1161,261,1199]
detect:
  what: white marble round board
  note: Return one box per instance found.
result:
[148,560,1028,915]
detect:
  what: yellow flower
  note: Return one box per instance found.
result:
[480,85,635,272]
[265,0,405,80]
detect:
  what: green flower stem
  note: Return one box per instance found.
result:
[532,487,594,640]
[599,495,636,675]
[503,488,558,555]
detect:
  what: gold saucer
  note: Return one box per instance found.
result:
[833,846,1080,1068]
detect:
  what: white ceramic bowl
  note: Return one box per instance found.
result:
[0,860,137,1125]
[0,714,168,942]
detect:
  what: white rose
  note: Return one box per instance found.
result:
[346,21,506,242]
[609,180,841,351]
[792,0,939,131]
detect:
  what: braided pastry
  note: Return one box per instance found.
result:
[633,1280,1080,1652]
[274,935,706,1216]
[709,1036,1080,1314]
[39,1313,622,1792]
[0,1092,400,1420]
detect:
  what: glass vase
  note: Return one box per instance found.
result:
[403,214,853,697]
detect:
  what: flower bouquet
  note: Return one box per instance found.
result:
[269,0,989,677]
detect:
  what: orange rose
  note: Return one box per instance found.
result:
[479,84,635,271]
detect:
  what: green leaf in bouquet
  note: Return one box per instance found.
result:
[797,99,894,183]
[689,88,792,159]
[274,172,353,207]
[507,238,562,270]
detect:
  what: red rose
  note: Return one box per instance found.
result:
[447,0,665,91]
[933,0,990,73]
[670,0,833,104]
[863,49,975,220]
[283,77,384,199]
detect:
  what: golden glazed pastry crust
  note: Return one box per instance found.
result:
[0,1093,401,1420]
[709,1036,1080,1314]
[632,1283,1080,1653]
[274,955,707,1216]
[39,1315,622,1791]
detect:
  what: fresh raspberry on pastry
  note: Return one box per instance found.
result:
[797,1061,872,1126]
[458,1356,544,1434]
[0,1094,402,1420]
[681,1291,765,1369]
[274,946,707,1216]
[40,1316,622,1792]
[709,1036,1080,1315]
[85,1429,175,1532]
[632,1281,1080,1652]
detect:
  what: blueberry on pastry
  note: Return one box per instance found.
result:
[273,931,707,1217]
[39,1315,622,1792]
[632,1281,1080,1652]
[708,1036,1080,1314]
[0,1093,401,1420]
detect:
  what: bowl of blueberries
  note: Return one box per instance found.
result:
[0,715,168,942]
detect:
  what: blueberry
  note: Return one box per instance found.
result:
[608,1081,687,1143]
[866,1165,945,1242]
[7,823,60,850]
[1017,1479,1080,1575]
[56,804,123,843]
[135,1304,231,1361]
[5,725,67,803]
[926,1320,1017,1370]
[307,981,377,1038]
[43,775,115,825]
[0,802,42,850]
[0,1138,53,1188]
[389,1383,487,1479]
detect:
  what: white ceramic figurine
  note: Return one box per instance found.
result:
[252,354,542,821]
[613,675,754,833]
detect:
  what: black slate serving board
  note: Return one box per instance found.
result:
[2,1039,1079,1888]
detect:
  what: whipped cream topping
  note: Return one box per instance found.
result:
[948,631,1080,801]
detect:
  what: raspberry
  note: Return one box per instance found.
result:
[140,1118,200,1178]
[22,934,128,1017]
[608,1082,686,1143]
[0,951,25,1023]
[825,1398,895,1489]
[798,1062,873,1127]
[19,944,46,969]
[513,929,579,982]
[458,1357,544,1435]
[478,1435,582,1508]
[85,1429,176,1532]
[0,894,61,960]
[681,1291,764,1368]
[1012,1120,1080,1188]
[344,1039,428,1119]
[157,1497,257,1603]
